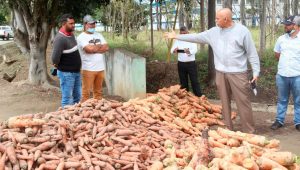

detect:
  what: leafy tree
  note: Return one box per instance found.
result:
[0,0,109,86]
[0,2,10,24]
[0,14,6,24]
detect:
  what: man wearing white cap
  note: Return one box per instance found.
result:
[271,15,300,131]
[77,15,109,102]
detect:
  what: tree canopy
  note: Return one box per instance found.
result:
[0,0,110,86]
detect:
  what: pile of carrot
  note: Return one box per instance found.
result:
[155,127,300,170]
[125,85,238,135]
[0,85,298,170]
[0,89,212,170]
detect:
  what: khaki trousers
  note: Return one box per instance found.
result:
[215,71,255,133]
[81,70,105,102]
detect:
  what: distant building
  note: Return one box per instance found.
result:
[148,0,288,30]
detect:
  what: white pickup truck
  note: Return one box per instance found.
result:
[0,25,14,40]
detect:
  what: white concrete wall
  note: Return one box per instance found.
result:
[105,49,146,101]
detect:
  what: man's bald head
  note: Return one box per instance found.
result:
[215,8,233,28]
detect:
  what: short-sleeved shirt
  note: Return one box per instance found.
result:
[77,32,107,71]
[170,40,198,62]
[274,33,300,77]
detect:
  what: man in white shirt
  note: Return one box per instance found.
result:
[271,15,300,131]
[77,15,109,102]
[171,26,202,97]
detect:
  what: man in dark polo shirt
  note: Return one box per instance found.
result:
[51,14,82,107]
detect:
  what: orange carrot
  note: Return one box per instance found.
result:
[219,159,247,170]
[91,160,106,167]
[27,154,34,170]
[134,160,139,170]
[56,159,64,170]
[64,162,81,168]
[242,158,259,170]
[217,138,228,145]
[257,156,288,170]
[265,139,280,149]
[121,164,134,170]
[28,136,51,143]
[7,117,46,128]
[6,143,17,165]
[226,138,240,147]
[41,153,60,160]
[29,141,56,152]
[208,137,227,148]
[0,143,5,153]
[78,146,92,166]
[179,106,191,118]
[262,151,296,166]
[208,130,223,140]
[211,147,230,158]
[0,152,6,170]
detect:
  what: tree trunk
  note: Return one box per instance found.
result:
[121,2,126,40]
[112,2,116,39]
[166,0,180,62]
[259,0,267,55]
[271,0,276,42]
[208,0,216,87]
[293,0,299,15]
[184,0,192,29]
[283,0,290,18]
[12,8,30,54]
[200,0,205,50]
[50,27,57,44]
[179,0,185,27]
[159,1,162,30]
[223,0,232,10]
[27,21,53,86]
[156,0,160,30]
[250,0,256,27]
[108,2,113,38]
[240,0,246,25]
[150,0,154,56]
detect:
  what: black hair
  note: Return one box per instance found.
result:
[180,26,187,32]
[59,13,74,24]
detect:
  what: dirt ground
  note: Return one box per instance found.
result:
[0,42,299,156]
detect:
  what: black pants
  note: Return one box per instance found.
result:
[178,61,202,97]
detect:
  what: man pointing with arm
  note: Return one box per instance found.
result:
[165,8,260,133]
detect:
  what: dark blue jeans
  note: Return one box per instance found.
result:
[57,70,81,107]
[276,74,300,125]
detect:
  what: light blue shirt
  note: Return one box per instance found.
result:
[274,32,300,77]
[177,23,260,77]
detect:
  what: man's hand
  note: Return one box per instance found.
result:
[184,48,191,55]
[173,47,178,53]
[164,30,177,39]
[250,76,258,83]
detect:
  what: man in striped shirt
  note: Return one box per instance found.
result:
[51,14,82,107]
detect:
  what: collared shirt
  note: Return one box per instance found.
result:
[274,32,300,77]
[170,40,197,62]
[177,23,260,77]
